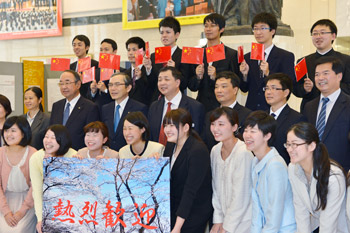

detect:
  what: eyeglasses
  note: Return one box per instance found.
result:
[283,142,307,149]
[263,86,285,91]
[108,82,126,87]
[311,31,333,37]
[58,81,77,87]
[252,27,271,32]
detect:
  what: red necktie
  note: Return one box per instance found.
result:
[158,102,172,145]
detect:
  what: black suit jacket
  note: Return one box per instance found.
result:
[50,96,100,150]
[101,98,148,151]
[293,49,350,111]
[188,44,239,112]
[202,102,251,151]
[240,45,295,111]
[303,92,350,170]
[22,111,50,150]
[165,135,213,230]
[148,94,205,141]
[125,66,149,106]
[272,104,306,164]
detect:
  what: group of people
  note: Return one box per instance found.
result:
[1,10,350,233]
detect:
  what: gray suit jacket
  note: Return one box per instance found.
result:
[22,111,50,150]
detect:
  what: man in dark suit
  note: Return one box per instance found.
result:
[50,70,100,150]
[187,13,240,113]
[303,57,350,171]
[265,73,305,163]
[148,66,205,144]
[240,12,295,111]
[101,72,148,151]
[202,71,251,150]
[293,19,350,111]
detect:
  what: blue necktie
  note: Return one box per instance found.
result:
[114,105,121,132]
[62,102,70,126]
[316,97,329,140]
[270,113,276,119]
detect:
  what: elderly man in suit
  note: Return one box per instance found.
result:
[303,56,350,171]
[50,70,100,150]
[101,72,148,151]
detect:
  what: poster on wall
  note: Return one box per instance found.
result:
[0,0,62,40]
[42,157,171,232]
[0,75,15,110]
[122,0,213,29]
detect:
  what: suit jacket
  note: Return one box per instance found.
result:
[293,49,350,111]
[165,135,213,230]
[202,102,251,151]
[240,45,295,111]
[21,111,50,150]
[272,104,306,164]
[70,59,99,98]
[148,94,205,141]
[125,66,149,106]
[50,96,100,150]
[187,44,239,112]
[303,91,350,170]
[101,98,148,151]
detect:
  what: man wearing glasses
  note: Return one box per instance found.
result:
[293,19,350,111]
[239,12,295,111]
[50,70,100,150]
[101,72,148,151]
[264,73,305,163]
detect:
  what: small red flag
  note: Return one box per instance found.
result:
[250,43,265,61]
[100,68,114,81]
[206,44,225,63]
[181,47,204,64]
[155,46,171,64]
[238,46,244,63]
[78,57,91,72]
[50,58,70,71]
[99,53,120,70]
[145,42,150,58]
[295,58,308,82]
[135,48,144,67]
[82,67,95,84]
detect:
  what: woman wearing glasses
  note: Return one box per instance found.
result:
[286,122,348,232]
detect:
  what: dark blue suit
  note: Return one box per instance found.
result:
[101,98,148,151]
[148,94,205,141]
[240,45,295,111]
[303,91,350,170]
[50,96,100,150]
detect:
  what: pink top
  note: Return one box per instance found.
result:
[0,146,37,215]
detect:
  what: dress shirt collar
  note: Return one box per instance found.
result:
[165,91,182,107]
[269,103,287,119]
[115,96,129,109]
[66,94,80,111]
[319,88,340,104]
[264,44,274,61]
[252,147,277,173]
[316,47,333,55]
[227,101,237,109]
[171,45,178,55]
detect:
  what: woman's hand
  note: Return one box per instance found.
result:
[72,154,84,160]
[13,210,25,223]
[210,223,223,233]
[36,221,43,233]
[4,212,17,227]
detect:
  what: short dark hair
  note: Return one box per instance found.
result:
[204,13,225,37]
[45,125,72,156]
[310,19,337,36]
[25,86,44,112]
[265,73,293,100]
[2,116,31,146]
[110,72,133,87]
[72,35,90,53]
[62,70,81,83]
[244,111,276,146]
[125,37,145,51]
[123,111,150,142]
[101,38,118,51]
[84,121,109,146]
[252,12,277,38]
[215,71,240,88]
[159,66,182,81]
[315,56,343,75]
[0,94,12,117]
[159,16,181,34]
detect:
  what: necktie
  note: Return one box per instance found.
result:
[259,52,267,78]
[270,113,276,119]
[62,102,70,126]
[316,97,329,140]
[158,102,172,146]
[132,69,136,88]
[114,105,121,132]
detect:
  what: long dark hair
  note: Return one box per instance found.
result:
[288,122,346,210]
[25,86,44,112]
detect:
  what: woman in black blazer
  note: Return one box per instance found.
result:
[163,108,213,233]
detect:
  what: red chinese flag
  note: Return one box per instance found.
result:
[78,57,91,72]
[206,44,225,63]
[145,42,150,58]
[135,48,144,67]
[100,68,114,81]
[99,53,119,70]
[155,46,171,64]
[250,43,265,61]
[114,55,121,71]
[295,58,308,82]
[82,67,95,84]
[50,58,70,71]
[238,45,244,63]
[181,47,204,64]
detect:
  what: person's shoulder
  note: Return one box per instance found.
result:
[148,141,164,149]
[224,44,237,54]
[65,148,77,158]
[273,45,294,57]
